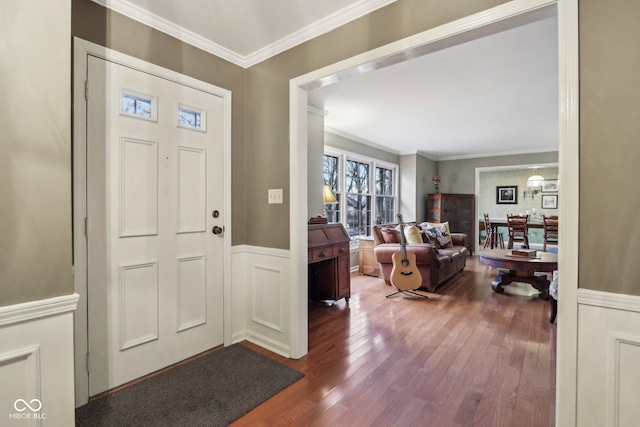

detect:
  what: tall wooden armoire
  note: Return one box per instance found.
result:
[426,193,474,254]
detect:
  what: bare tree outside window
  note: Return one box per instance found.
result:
[346,160,371,240]
[375,166,395,224]
[323,155,341,223]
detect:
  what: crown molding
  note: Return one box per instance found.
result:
[435,146,558,161]
[91,0,396,69]
[244,0,397,67]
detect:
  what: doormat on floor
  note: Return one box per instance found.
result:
[76,344,304,426]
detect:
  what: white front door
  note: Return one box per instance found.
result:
[86,56,224,396]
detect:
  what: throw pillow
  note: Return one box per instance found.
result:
[428,221,452,238]
[404,225,423,244]
[422,223,453,249]
[381,226,401,243]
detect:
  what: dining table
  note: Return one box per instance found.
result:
[480,217,544,249]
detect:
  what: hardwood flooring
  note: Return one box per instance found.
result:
[234,255,556,427]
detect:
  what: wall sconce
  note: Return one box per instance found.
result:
[524,169,545,199]
[432,175,441,194]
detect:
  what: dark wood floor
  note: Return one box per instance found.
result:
[234,255,556,427]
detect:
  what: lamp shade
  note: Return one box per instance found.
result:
[527,174,545,188]
[323,184,338,203]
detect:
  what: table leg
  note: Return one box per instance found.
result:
[491,269,550,300]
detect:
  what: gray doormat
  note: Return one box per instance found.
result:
[76,344,304,426]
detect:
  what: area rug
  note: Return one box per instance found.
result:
[76,344,304,426]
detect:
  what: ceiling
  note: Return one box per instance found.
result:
[94,0,559,160]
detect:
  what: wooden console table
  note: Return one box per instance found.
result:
[308,223,351,303]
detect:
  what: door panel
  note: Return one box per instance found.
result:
[86,56,224,395]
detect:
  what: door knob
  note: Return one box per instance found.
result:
[212,225,223,235]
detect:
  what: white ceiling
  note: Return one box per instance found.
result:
[308,13,559,160]
[94,0,559,160]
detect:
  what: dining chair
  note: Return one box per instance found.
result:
[543,215,559,252]
[506,214,529,249]
[483,213,504,249]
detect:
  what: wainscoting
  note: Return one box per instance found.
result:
[577,289,640,427]
[0,294,78,426]
[231,245,292,357]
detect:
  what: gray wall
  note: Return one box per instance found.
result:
[580,0,640,295]
[307,112,325,217]
[399,155,418,222]
[416,154,438,221]
[324,132,399,164]
[0,0,72,305]
[437,152,559,194]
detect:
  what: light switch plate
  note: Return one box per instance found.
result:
[268,188,283,204]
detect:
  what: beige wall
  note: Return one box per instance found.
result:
[0,0,72,306]
[71,0,248,246]
[580,0,640,296]
[245,0,509,249]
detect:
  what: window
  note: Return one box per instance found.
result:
[345,159,371,239]
[323,149,398,242]
[121,89,157,122]
[375,166,396,225]
[178,105,207,132]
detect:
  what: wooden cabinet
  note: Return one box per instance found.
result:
[358,237,380,277]
[308,223,351,302]
[426,193,474,253]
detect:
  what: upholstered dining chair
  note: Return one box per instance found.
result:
[483,213,504,249]
[543,215,559,252]
[506,214,529,249]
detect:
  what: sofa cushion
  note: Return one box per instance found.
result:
[422,222,453,249]
[437,246,469,261]
[404,225,423,244]
[435,253,451,268]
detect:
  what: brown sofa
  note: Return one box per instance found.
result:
[372,224,469,292]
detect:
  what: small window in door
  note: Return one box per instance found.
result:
[178,105,207,132]
[121,89,158,122]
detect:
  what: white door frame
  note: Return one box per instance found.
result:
[289,0,578,425]
[72,37,233,405]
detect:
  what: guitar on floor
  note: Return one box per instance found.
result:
[388,214,424,298]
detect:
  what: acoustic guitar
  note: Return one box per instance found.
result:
[390,214,422,291]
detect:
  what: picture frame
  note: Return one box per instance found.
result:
[542,179,559,193]
[541,194,558,209]
[496,186,518,204]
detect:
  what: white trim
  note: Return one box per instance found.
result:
[232,244,291,259]
[0,294,79,327]
[556,0,579,425]
[73,37,233,405]
[291,1,577,420]
[90,0,396,68]
[578,289,640,313]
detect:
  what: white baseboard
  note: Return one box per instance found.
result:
[0,294,78,426]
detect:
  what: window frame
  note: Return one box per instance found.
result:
[324,147,398,243]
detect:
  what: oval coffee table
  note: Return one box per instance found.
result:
[479,249,558,299]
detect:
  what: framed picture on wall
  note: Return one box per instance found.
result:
[542,194,558,209]
[542,179,559,193]
[496,186,518,204]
